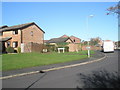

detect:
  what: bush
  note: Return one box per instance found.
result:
[64,46,69,52]
[46,45,56,52]
[17,47,21,53]
[6,46,14,53]
[57,42,68,47]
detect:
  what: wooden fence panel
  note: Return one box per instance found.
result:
[24,42,45,53]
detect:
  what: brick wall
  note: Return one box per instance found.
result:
[70,36,81,43]
[81,45,102,51]
[67,44,101,52]
[22,24,44,45]
[67,43,80,52]
[2,30,21,48]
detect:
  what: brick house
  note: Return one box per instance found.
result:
[46,35,81,52]
[46,37,74,52]
[46,37,73,46]
[60,35,81,52]
[60,35,81,43]
[0,22,45,53]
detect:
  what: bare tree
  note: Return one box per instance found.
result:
[90,37,102,46]
[107,1,120,15]
[107,2,120,43]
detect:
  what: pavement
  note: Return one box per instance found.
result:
[2,50,105,77]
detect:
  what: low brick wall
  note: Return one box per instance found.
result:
[67,44,101,52]
[68,43,80,52]
[81,45,102,51]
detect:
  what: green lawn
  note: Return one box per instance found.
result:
[2,50,94,71]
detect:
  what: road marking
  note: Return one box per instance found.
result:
[0,54,106,80]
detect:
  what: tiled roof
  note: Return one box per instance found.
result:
[47,38,70,43]
[60,35,69,38]
[0,37,12,42]
[0,22,45,33]
[44,40,49,43]
[0,25,8,29]
[70,35,81,40]
[60,35,81,40]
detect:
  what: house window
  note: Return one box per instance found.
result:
[74,39,76,42]
[0,32,3,36]
[7,41,10,47]
[13,41,18,48]
[30,31,33,36]
[13,30,18,35]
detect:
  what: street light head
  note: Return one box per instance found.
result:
[89,15,94,17]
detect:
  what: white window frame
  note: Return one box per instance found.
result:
[13,30,18,35]
[13,41,18,48]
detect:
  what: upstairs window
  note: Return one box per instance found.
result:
[0,32,3,36]
[13,30,18,35]
[13,41,18,48]
[30,31,33,36]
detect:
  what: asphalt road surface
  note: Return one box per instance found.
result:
[2,50,119,88]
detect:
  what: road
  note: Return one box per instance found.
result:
[2,50,119,88]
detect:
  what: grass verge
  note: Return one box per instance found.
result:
[2,50,94,71]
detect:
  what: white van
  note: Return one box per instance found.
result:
[102,40,114,52]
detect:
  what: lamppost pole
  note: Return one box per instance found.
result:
[87,40,90,58]
[86,15,93,58]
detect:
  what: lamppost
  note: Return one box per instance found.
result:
[86,15,94,58]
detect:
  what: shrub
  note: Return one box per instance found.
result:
[65,46,69,52]
[46,45,56,52]
[57,42,68,47]
[17,47,21,53]
[6,46,14,53]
